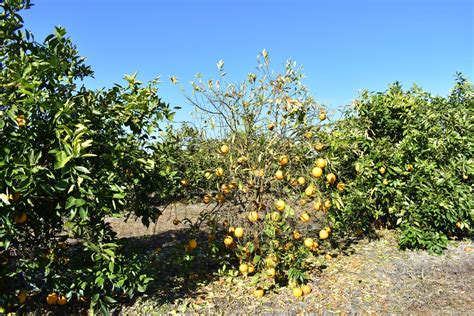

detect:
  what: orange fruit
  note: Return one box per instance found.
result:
[266,268,276,277]
[216,193,225,204]
[315,143,324,151]
[311,167,323,178]
[221,183,231,194]
[297,177,306,185]
[14,212,27,224]
[57,295,67,306]
[248,211,259,223]
[407,164,414,172]
[223,236,234,247]
[324,226,332,234]
[239,263,248,273]
[279,155,289,167]
[248,265,255,274]
[237,156,247,164]
[180,179,189,187]
[313,199,322,211]
[319,229,329,240]
[275,199,286,211]
[16,115,25,127]
[188,239,198,250]
[293,287,303,297]
[383,178,389,186]
[254,288,265,297]
[315,158,326,169]
[18,291,27,304]
[219,144,229,155]
[268,123,275,131]
[302,285,312,295]
[310,241,319,251]
[304,185,315,197]
[336,182,345,192]
[275,170,285,180]
[319,110,327,121]
[173,218,180,225]
[46,293,58,305]
[326,173,336,185]
[379,166,386,174]
[293,230,302,240]
[300,212,310,223]
[202,194,212,204]
[215,167,224,177]
[234,227,244,238]
[324,199,331,210]
[325,254,333,260]
[271,211,281,221]
[228,226,236,233]
[304,131,313,139]
[304,238,314,248]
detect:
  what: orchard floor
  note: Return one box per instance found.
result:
[104,203,474,315]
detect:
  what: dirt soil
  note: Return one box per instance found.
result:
[107,203,474,315]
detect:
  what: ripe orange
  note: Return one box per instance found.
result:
[271,211,281,221]
[293,230,302,240]
[315,158,327,169]
[279,155,289,167]
[325,254,333,260]
[379,166,386,174]
[248,211,259,223]
[57,295,67,306]
[268,123,276,131]
[304,131,313,139]
[275,170,285,180]
[324,199,332,210]
[300,212,310,223]
[221,183,231,194]
[310,241,319,251]
[228,226,236,233]
[14,212,27,224]
[18,291,27,304]
[215,167,224,177]
[293,287,303,297]
[297,176,306,185]
[313,199,322,211]
[336,182,345,192]
[216,193,225,204]
[304,238,314,248]
[266,268,276,277]
[16,114,25,127]
[239,263,248,273]
[304,185,315,197]
[223,236,234,247]
[324,226,332,234]
[302,285,312,295]
[234,227,244,238]
[188,239,198,250]
[407,164,414,172]
[326,173,336,185]
[46,293,58,305]
[383,178,389,186]
[254,288,265,297]
[248,265,255,274]
[319,110,327,121]
[275,199,286,211]
[311,167,323,178]
[315,143,324,151]
[319,229,329,240]
[219,144,229,155]
[203,194,212,204]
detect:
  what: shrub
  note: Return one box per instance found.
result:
[0,0,172,312]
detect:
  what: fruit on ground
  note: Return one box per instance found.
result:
[302,285,312,295]
[254,288,265,297]
[239,263,248,273]
[311,167,323,178]
[315,158,326,169]
[248,211,259,222]
[18,291,27,304]
[224,236,234,246]
[326,173,336,184]
[215,167,224,177]
[300,212,310,223]
[57,295,67,306]
[275,170,285,180]
[14,212,27,224]
[293,287,303,297]
[319,229,329,240]
[234,227,244,238]
[279,155,289,167]
[275,199,286,211]
[188,239,198,249]
[46,293,58,305]
[220,144,229,155]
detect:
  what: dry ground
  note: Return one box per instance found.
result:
[104,203,474,315]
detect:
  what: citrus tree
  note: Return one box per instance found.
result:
[0,0,173,312]
[172,51,343,297]
[322,76,474,253]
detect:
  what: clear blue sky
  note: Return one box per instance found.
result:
[22,0,473,122]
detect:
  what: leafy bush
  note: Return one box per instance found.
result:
[0,0,172,312]
[325,76,473,253]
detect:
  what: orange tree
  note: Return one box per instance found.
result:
[0,0,173,312]
[321,76,473,253]
[172,51,342,296]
